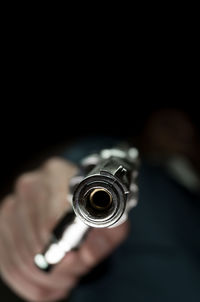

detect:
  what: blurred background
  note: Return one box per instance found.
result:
[0,97,199,301]
[0,23,199,299]
[0,77,200,301]
[0,101,199,197]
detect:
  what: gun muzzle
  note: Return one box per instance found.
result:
[34,147,139,272]
[72,165,129,228]
[89,188,112,210]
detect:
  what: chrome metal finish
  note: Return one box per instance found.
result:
[35,146,140,271]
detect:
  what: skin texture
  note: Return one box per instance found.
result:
[0,158,129,302]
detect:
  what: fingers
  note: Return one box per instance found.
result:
[0,157,129,302]
[14,158,77,233]
[0,195,128,302]
[40,158,77,230]
[54,251,91,277]
[55,222,129,278]
[0,196,77,301]
[13,164,74,246]
[79,222,129,268]
[0,158,79,301]
[1,268,71,302]
[15,173,46,250]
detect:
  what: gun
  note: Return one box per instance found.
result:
[34,146,140,272]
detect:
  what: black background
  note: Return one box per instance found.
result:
[0,92,198,199]
[0,92,198,301]
[0,33,199,301]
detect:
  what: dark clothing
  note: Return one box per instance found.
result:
[0,137,199,302]
[65,137,200,302]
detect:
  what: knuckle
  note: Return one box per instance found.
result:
[81,248,97,269]
[42,157,64,171]
[32,287,66,302]
[119,221,130,238]
[117,222,129,237]
[42,157,77,177]
[15,173,39,193]
[109,222,129,245]
[31,287,49,302]
[5,263,16,278]
[0,261,17,285]
[0,195,15,217]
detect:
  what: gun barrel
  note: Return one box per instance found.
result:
[34,147,139,272]
[89,188,113,210]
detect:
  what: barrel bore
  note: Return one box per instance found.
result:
[89,188,112,210]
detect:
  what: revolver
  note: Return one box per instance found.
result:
[34,146,140,272]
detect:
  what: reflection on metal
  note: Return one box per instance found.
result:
[34,216,89,269]
[35,145,140,271]
[34,254,48,270]
[89,188,112,210]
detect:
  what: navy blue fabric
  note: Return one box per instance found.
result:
[62,138,200,302]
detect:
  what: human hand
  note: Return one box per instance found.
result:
[0,158,129,302]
